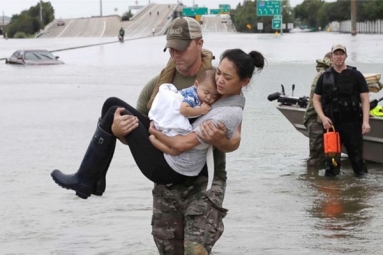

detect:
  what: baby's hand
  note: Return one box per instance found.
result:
[200,103,211,115]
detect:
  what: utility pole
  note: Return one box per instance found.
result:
[280,0,283,35]
[39,0,43,21]
[351,0,357,35]
[2,11,4,37]
[100,0,103,16]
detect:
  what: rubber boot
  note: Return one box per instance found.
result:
[51,124,116,199]
[91,118,116,196]
[92,140,115,196]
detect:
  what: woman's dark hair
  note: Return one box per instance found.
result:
[220,49,265,81]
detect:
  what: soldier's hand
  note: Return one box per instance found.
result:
[322,117,333,130]
[362,121,371,134]
[111,107,139,137]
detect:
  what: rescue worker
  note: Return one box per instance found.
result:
[303,52,332,166]
[313,44,371,177]
[118,27,125,42]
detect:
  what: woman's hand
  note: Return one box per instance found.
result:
[111,107,139,138]
[198,121,241,153]
[197,120,226,146]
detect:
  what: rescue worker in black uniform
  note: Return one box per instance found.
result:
[313,44,371,177]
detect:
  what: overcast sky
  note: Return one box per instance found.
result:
[2,0,316,19]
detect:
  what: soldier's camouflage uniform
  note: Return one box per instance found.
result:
[152,175,227,255]
[303,57,331,166]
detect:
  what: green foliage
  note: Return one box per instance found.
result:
[359,0,383,21]
[13,32,28,38]
[5,1,55,38]
[232,0,383,33]
[122,10,133,21]
[294,0,383,29]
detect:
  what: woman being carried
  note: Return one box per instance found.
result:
[51,48,265,199]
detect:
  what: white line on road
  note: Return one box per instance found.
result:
[56,19,73,38]
[100,20,106,38]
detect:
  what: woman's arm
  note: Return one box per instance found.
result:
[197,121,241,153]
[149,135,180,156]
[149,122,200,154]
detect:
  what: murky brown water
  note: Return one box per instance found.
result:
[1,32,383,254]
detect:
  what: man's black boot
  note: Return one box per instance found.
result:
[51,124,116,199]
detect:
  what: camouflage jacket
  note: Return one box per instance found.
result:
[303,57,331,126]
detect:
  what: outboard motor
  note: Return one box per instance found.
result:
[267,84,309,108]
[369,97,383,110]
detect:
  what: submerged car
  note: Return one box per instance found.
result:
[5,50,64,65]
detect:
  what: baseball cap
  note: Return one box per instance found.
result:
[331,44,347,54]
[163,17,202,52]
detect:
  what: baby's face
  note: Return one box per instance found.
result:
[196,81,220,105]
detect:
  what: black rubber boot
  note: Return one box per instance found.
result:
[91,118,116,196]
[92,140,115,196]
[51,124,116,199]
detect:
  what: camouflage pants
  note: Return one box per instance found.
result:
[306,117,325,165]
[151,175,227,255]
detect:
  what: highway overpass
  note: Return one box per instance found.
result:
[38,3,235,39]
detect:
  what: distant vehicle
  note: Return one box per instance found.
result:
[57,19,65,26]
[5,50,64,65]
[220,14,230,23]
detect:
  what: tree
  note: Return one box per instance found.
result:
[122,10,133,21]
[294,0,325,29]
[359,0,383,21]
[5,1,55,38]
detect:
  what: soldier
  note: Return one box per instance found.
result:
[50,17,266,255]
[303,52,331,166]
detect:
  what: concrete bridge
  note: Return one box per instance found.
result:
[38,3,235,39]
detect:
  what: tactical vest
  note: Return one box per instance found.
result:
[321,66,361,119]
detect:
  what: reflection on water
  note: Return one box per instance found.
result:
[301,159,383,254]
[1,33,383,254]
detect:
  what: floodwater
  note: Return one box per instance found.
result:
[1,32,383,255]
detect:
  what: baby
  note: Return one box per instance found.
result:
[149,68,219,137]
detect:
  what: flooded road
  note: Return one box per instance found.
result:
[1,32,383,254]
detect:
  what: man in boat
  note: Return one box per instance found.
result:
[303,52,331,166]
[313,44,370,177]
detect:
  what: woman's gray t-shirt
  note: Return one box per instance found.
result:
[164,95,244,176]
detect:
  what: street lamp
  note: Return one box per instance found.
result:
[39,0,43,21]
[100,0,103,16]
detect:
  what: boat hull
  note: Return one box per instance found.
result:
[276,104,383,164]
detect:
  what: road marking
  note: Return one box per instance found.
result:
[100,20,106,37]
[56,19,73,38]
